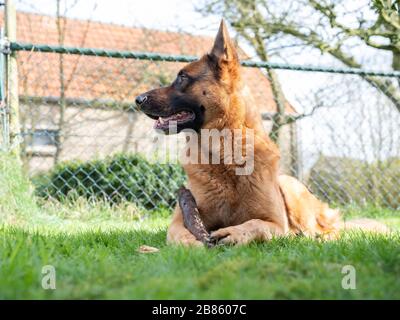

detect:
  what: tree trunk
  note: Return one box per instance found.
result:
[54,0,66,165]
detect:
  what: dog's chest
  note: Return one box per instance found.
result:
[187,169,250,230]
[198,193,238,230]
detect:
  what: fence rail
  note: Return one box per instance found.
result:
[9,41,400,78]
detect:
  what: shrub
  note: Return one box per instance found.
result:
[33,153,186,210]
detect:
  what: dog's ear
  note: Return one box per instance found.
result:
[210,19,239,64]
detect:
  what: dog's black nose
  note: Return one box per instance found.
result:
[135,94,147,106]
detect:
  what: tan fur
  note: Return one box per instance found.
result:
[278,175,341,237]
[161,21,390,246]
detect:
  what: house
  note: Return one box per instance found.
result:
[0,11,299,175]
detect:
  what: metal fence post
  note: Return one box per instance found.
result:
[4,0,20,156]
[0,27,9,151]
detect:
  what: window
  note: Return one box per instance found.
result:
[28,129,58,147]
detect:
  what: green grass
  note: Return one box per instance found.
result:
[1,152,400,299]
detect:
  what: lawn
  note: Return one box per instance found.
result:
[1,153,399,299]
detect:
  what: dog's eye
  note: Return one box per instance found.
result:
[177,74,186,83]
[174,71,189,90]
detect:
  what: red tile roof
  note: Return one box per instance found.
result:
[0,11,295,114]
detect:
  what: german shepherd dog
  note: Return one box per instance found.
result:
[136,21,389,246]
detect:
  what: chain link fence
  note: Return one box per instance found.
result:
[1,10,399,211]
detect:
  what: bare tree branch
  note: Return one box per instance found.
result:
[198,0,400,112]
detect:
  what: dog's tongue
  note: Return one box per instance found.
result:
[154,111,193,129]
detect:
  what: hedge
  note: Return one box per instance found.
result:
[33,153,186,210]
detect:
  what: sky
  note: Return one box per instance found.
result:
[15,0,218,35]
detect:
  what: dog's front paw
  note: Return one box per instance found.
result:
[210,225,252,246]
[167,232,204,247]
[181,236,204,247]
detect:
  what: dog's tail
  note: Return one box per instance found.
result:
[317,204,391,239]
[278,175,390,237]
[334,218,390,233]
[317,204,391,235]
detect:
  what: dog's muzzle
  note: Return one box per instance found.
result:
[135,94,147,108]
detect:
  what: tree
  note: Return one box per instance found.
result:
[198,0,400,112]
[54,0,96,164]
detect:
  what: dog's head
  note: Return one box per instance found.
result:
[135,20,241,134]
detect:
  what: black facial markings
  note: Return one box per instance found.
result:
[176,64,211,93]
[140,61,214,133]
[168,94,205,132]
[173,73,185,89]
[169,94,199,111]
